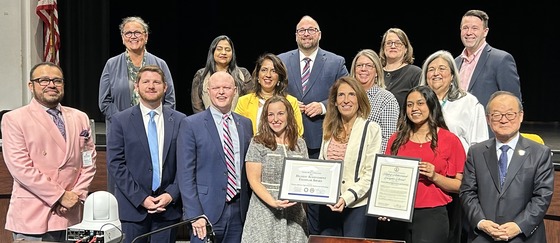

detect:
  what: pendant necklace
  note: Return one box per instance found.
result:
[414,133,428,148]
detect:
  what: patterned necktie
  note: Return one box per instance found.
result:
[223,114,237,201]
[301,57,311,93]
[148,111,160,191]
[47,108,65,139]
[498,145,510,187]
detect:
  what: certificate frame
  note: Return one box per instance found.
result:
[366,154,420,222]
[278,157,342,205]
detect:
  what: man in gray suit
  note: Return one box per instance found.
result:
[460,91,553,243]
[278,15,349,235]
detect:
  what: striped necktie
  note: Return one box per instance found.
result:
[301,57,311,93]
[223,114,237,201]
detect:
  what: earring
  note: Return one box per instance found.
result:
[276,82,280,86]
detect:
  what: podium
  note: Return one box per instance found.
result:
[308,235,405,243]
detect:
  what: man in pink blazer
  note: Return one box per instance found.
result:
[1,62,96,241]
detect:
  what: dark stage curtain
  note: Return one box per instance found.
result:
[58,0,110,122]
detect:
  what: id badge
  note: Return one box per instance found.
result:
[82,150,93,166]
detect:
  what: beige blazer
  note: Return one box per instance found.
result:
[319,117,381,208]
[1,98,96,234]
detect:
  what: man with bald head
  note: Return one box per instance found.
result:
[460,91,553,242]
[178,71,253,243]
[278,15,349,235]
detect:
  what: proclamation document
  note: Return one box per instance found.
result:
[366,154,420,222]
[278,157,342,204]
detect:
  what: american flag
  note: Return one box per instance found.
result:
[36,0,60,64]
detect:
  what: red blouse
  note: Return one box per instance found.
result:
[385,128,466,208]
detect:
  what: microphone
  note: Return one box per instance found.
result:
[130,215,215,243]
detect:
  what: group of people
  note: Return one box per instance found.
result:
[0,9,554,243]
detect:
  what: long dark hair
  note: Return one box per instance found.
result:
[253,96,300,151]
[390,86,447,154]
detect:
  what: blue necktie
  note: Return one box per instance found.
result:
[148,111,160,191]
[47,108,66,140]
[498,145,510,187]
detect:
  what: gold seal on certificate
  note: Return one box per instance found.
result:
[366,154,420,222]
[278,157,342,205]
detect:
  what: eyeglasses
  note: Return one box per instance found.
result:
[356,63,375,70]
[122,31,145,38]
[296,28,320,36]
[427,66,449,74]
[31,77,64,86]
[385,40,404,48]
[488,112,520,122]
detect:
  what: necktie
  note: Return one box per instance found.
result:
[148,111,160,191]
[498,145,510,187]
[223,114,237,201]
[301,57,311,93]
[47,108,65,139]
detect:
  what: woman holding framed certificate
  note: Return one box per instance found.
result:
[383,86,466,243]
[242,96,309,243]
[316,76,382,238]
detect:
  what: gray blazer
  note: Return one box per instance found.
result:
[98,51,176,123]
[278,48,348,149]
[460,135,554,242]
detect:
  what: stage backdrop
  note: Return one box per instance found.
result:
[57,1,557,122]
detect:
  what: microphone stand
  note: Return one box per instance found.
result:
[130,215,215,243]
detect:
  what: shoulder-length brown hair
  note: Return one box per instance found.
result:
[323,76,371,141]
[253,95,301,151]
[379,28,416,66]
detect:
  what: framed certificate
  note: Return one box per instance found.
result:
[366,154,420,222]
[278,157,342,205]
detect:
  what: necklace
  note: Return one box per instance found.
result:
[441,98,447,107]
[414,133,430,148]
[337,124,353,144]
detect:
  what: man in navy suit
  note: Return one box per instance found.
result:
[455,9,522,110]
[460,91,553,243]
[278,15,349,235]
[107,65,186,243]
[177,71,253,243]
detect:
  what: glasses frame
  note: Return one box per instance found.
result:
[122,31,145,38]
[384,40,404,48]
[355,63,375,70]
[488,111,520,122]
[31,77,64,87]
[296,28,320,36]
